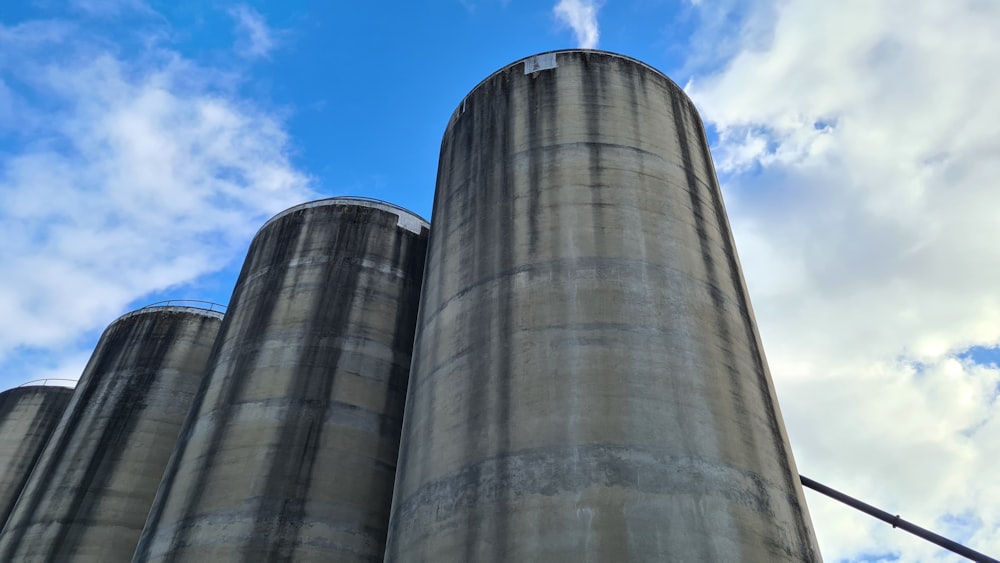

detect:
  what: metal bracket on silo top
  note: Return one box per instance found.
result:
[524,53,557,74]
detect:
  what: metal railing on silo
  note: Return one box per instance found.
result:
[139,300,228,314]
[16,379,77,388]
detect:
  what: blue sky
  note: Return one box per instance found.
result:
[2,1,999,561]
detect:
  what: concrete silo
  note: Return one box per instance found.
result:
[0,305,222,562]
[385,50,821,561]
[133,198,429,562]
[0,385,74,528]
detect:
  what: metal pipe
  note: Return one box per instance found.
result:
[800,475,998,563]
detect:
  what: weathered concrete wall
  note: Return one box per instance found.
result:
[0,307,221,562]
[384,50,822,562]
[0,386,74,529]
[133,199,429,562]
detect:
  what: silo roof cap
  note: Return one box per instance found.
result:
[115,303,226,324]
[452,49,686,121]
[257,196,429,236]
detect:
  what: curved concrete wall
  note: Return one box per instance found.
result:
[0,307,222,562]
[0,386,74,528]
[134,199,429,562]
[385,50,821,561]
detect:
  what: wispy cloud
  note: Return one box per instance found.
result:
[0,16,312,388]
[458,0,513,13]
[228,4,277,60]
[70,0,152,18]
[686,0,1000,559]
[553,0,600,49]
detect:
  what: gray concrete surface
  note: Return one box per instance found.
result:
[0,306,222,562]
[133,199,429,562]
[384,50,822,562]
[0,386,74,529]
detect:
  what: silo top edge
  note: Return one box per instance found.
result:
[1,383,76,394]
[257,197,430,236]
[114,305,226,326]
[449,49,688,126]
[15,380,77,389]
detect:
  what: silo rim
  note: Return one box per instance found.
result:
[1,382,77,394]
[15,379,78,389]
[256,196,430,236]
[112,304,226,326]
[449,49,690,125]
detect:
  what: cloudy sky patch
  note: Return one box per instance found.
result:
[0,7,311,385]
[687,0,1000,558]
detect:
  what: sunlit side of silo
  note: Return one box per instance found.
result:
[385,50,821,562]
[133,199,429,562]
[0,306,222,562]
[0,385,74,528]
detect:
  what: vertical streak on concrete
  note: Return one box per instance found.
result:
[133,199,428,563]
[0,386,74,529]
[385,50,822,562]
[0,307,221,563]
[686,96,819,551]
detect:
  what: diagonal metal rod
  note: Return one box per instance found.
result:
[800,475,999,563]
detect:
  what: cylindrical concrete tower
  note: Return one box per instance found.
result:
[133,198,430,562]
[0,305,222,562]
[0,385,74,528]
[385,50,821,561]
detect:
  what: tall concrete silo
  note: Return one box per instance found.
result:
[385,50,821,561]
[133,198,429,562]
[0,305,222,562]
[0,385,74,528]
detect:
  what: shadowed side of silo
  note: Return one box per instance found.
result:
[0,306,221,562]
[385,50,822,561]
[0,385,74,528]
[133,198,429,563]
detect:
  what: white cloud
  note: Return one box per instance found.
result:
[687,0,1000,560]
[228,4,277,60]
[0,18,313,387]
[554,0,600,49]
[16,351,94,388]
